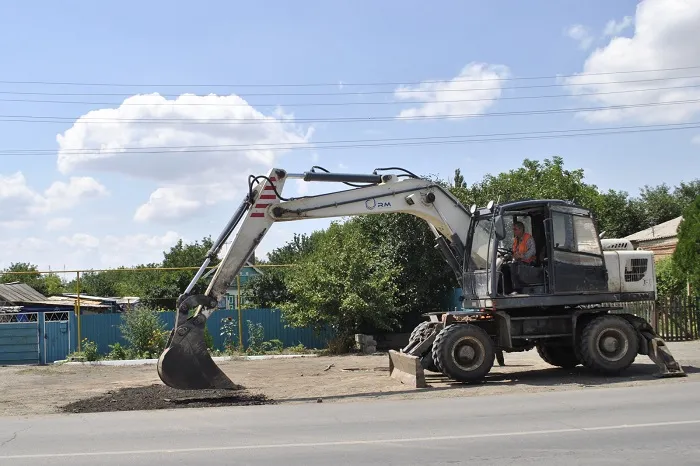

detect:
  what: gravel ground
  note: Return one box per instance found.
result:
[1,341,698,417]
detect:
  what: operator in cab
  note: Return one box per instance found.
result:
[512,221,536,264]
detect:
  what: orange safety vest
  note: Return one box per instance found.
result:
[513,232,536,263]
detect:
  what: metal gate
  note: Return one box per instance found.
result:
[0,311,76,365]
[41,311,74,363]
[0,312,39,365]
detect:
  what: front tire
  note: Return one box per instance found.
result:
[578,315,638,375]
[432,324,494,383]
[406,321,441,373]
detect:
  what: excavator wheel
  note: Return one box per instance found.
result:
[578,314,638,375]
[405,321,441,373]
[432,323,494,383]
[536,342,580,369]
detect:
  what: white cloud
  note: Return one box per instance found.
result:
[393,62,510,118]
[0,172,46,220]
[133,185,211,223]
[55,93,314,223]
[603,16,634,37]
[46,217,73,231]
[0,172,107,225]
[563,0,700,124]
[0,220,33,230]
[566,24,594,50]
[0,231,183,271]
[44,176,108,211]
[58,233,100,249]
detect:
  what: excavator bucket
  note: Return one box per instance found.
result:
[157,309,238,390]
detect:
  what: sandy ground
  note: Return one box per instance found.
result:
[1,341,699,417]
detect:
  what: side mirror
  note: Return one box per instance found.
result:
[494,215,505,240]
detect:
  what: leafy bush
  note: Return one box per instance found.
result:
[106,342,128,360]
[81,338,100,361]
[262,339,284,353]
[246,321,265,354]
[119,307,169,356]
[220,317,239,353]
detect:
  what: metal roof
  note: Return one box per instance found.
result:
[625,216,683,242]
[0,282,47,304]
[498,199,579,210]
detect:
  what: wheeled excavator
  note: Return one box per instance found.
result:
[157,166,685,390]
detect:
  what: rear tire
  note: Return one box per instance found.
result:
[578,314,638,375]
[536,343,580,369]
[432,324,494,383]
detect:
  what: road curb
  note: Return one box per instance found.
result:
[55,353,320,366]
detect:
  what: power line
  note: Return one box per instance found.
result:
[1,98,698,125]
[2,65,700,88]
[1,74,700,98]
[1,121,698,157]
[2,83,699,108]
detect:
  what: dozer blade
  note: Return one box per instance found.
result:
[388,350,428,388]
[643,332,687,378]
[157,313,238,390]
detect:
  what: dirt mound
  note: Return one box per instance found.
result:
[61,384,273,413]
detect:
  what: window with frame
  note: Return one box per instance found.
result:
[551,209,603,266]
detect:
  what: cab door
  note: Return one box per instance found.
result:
[547,205,608,294]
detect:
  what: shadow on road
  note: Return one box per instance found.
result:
[426,362,699,388]
[276,363,699,404]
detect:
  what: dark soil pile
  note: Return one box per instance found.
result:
[61,384,273,413]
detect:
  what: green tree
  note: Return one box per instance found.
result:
[592,190,646,238]
[637,183,684,227]
[655,257,686,297]
[280,221,400,347]
[142,237,220,309]
[242,232,322,308]
[452,168,466,189]
[0,262,58,296]
[672,196,700,293]
[454,157,601,209]
[675,179,700,207]
[349,213,456,329]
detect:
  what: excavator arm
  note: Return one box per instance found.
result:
[157,166,473,390]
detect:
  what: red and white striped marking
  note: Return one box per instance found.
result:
[250,176,277,218]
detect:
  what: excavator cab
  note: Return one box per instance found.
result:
[461,199,614,308]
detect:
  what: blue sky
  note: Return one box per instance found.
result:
[1,0,699,274]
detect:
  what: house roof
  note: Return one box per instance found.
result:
[0,282,110,308]
[625,216,683,242]
[0,282,47,304]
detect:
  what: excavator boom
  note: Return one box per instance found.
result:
[157,166,472,390]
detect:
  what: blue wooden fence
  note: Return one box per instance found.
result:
[81,308,334,355]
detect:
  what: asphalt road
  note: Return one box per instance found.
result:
[1,381,700,465]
